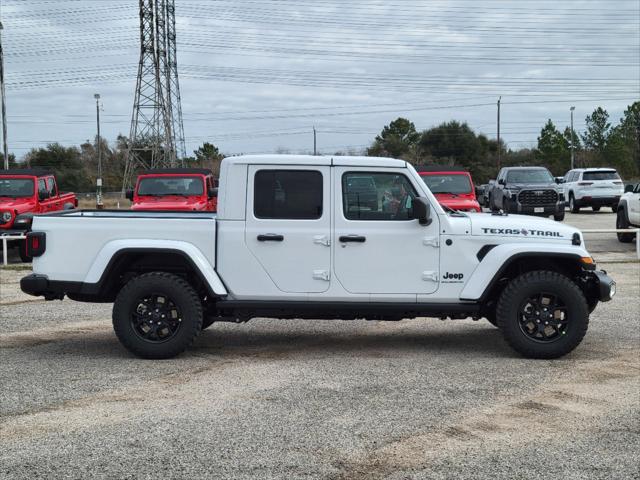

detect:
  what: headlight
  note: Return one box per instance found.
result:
[1,211,12,223]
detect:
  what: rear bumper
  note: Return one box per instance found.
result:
[20,274,77,300]
[575,195,620,207]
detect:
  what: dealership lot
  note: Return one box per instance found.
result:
[1,211,638,479]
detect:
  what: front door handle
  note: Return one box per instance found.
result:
[339,235,366,243]
[257,234,284,242]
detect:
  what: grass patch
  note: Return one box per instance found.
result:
[0,264,33,271]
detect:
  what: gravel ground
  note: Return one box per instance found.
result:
[1,211,639,480]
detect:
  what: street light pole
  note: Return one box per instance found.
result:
[570,106,576,170]
[94,94,103,209]
[497,96,501,170]
[0,21,9,170]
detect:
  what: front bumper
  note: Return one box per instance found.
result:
[506,201,565,216]
[591,270,616,302]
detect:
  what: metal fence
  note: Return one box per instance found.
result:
[581,228,640,259]
[1,233,26,266]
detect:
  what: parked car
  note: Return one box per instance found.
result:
[0,169,77,261]
[616,183,640,243]
[126,168,218,211]
[475,184,489,208]
[416,166,481,212]
[563,168,624,213]
[488,167,565,221]
[343,175,379,211]
[21,155,615,360]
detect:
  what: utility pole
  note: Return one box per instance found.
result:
[123,0,185,192]
[313,127,317,155]
[570,106,576,170]
[94,94,103,209]
[496,96,501,170]
[0,21,8,170]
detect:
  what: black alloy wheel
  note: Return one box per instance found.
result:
[131,293,183,343]
[518,293,568,343]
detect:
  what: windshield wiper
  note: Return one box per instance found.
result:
[441,203,467,217]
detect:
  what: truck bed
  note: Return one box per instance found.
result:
[31,210,217,283]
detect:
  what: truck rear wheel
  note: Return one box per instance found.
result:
[112,272,203,359]
[616,209,634,243]
[496,271,589,359]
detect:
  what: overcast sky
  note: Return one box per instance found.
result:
[1,0,639,159]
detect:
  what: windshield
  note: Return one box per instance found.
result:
[421,173,472,194]
[583,171,620,181]
[0,178,35,198]
[506,169,553,184]
[137,176,204,196]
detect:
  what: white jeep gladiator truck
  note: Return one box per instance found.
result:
[20,155,615,359]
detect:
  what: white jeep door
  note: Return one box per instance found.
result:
[245,166,331,293]
[333,167,440,296]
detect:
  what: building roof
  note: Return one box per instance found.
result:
[222,154,407,168]
[0,168,53,177]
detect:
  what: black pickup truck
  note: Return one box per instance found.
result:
[488,167,565,221]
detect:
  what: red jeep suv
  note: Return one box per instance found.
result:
[127,168,218,212]
[416,166,482,212]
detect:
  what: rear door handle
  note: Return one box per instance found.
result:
[339,235,366,243]
[257,234,284,242]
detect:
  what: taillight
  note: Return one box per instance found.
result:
[578,182,593,186]
[26,232,46,257]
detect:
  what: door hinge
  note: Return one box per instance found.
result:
[313,235,331,247]
[422,237,440,248]
[313,270,331,281]
[422,271,439,282]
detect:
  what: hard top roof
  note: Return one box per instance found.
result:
[571,167,618,172]
[222,154,407,168]
[415,165,469,173]
[0,168,53,177]
[502,166,549,170]
[141,168,213,175]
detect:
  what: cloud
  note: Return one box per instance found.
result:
[1,0,638,158]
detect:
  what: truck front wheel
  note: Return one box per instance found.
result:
[496,271,589,359]
[112,272,203,359]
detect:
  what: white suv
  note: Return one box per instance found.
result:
[563,168,624,213]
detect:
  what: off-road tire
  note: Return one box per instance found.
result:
[113,272,203,359]
[553,211,565,222]
[569,194,580,213]
[616,208,634,243]
[592,206,600,212]
[496,271,589,359]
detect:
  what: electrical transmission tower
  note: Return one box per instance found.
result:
[123,0,186,191]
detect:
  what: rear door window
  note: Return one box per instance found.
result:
[47,177,58,197]
[254,170,323,220]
